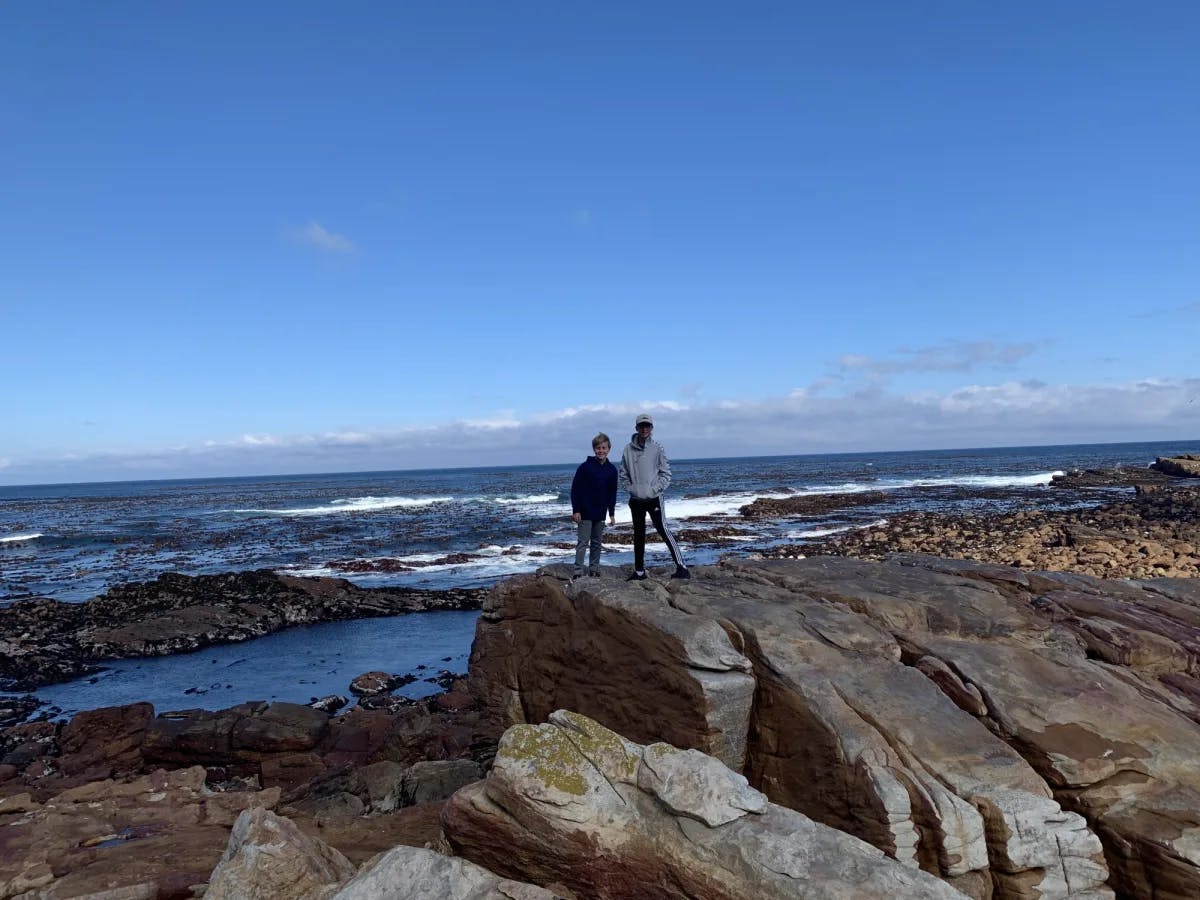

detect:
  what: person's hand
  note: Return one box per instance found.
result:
[572,512,581,523]
[608,515,616,526]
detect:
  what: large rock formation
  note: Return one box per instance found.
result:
[470,559,1200,898]
[443,709,963,899]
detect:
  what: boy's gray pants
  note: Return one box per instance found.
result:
[574,519,606,573]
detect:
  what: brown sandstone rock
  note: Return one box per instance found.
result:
[143,701,329,772]
[57,703,153,779]
[469,573,756,769]
[466,560,1200,897]
[0,766,278,899]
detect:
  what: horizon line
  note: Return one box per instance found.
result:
[2,437,1197,491]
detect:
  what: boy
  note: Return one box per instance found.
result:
[570,432,618,577]
[619,414,689,580]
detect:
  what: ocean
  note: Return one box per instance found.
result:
[3,440,1198,718]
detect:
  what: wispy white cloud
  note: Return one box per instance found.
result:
[4,378,1198,485]
[290,221,358,255]
[838,340,1039,376]
[0,458,9,471]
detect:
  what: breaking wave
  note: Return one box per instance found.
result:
[233,496,454,517]
[0,532,43,544]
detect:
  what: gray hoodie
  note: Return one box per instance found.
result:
[620,434,672,500]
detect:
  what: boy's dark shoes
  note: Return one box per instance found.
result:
[626,571,648,581]
[671,567,691,580]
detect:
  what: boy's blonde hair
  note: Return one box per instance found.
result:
[592,432,611,450]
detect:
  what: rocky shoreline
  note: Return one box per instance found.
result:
[0,570,485,693]
[2,456,1198,897]
[6,553,1200,897]
[794,481,1200,579]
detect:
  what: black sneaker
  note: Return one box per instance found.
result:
[671,567,691,580]
[626,571,648,581]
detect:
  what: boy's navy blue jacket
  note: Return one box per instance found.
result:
[571,456,618,521]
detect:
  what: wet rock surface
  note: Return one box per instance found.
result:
[0,569,485,691]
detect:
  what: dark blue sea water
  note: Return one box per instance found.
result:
[4,441,1198,719]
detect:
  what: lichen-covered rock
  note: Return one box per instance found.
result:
[444,711,964,900]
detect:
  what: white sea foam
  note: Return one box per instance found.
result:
[492,493,559,505]
[784,525,854,539]
[488,494,571,519]
[285,542,571,582]
[658,491,794,520]
[793,471,1063,494]
[793,482,889,495]
[877,471,1064,489]
[549,469,1061,528]
[235,496,454,517]
[0,532,43,543]
[784,519,889,540]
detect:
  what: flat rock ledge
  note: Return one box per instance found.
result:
[1151,455,1200,478]
[0,569,485,691]
[470,558,1200,899]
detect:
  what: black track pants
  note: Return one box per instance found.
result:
[629,495,685,571]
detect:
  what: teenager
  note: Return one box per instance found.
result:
[619,414,689,580]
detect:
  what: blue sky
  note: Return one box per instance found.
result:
[2,2,1198,484]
